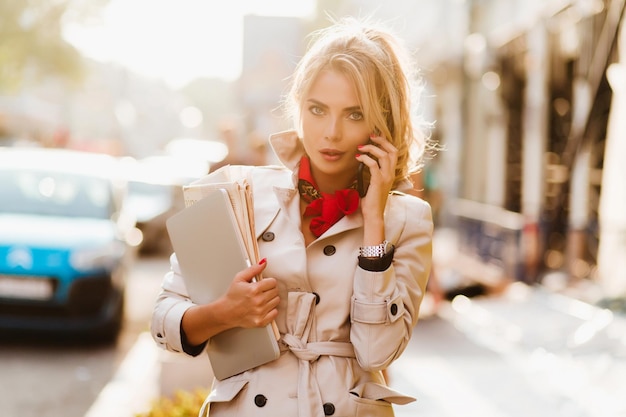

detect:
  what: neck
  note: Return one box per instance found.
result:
[310,166,355,194]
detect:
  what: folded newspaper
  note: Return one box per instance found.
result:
[181,165,279,341]
[183,165,259,266]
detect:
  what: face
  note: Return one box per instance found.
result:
[301,69,371,190]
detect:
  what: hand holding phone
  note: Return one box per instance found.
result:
[356,129,398,199]
[356,137,378,197]
[357,162,369,197]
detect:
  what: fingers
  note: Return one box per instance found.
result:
[258,305,279,327]
[245,282,279,327]
[357,133,397,181]
[234,258,267,283]
[255,275,278,292]
[228,259,280,328]
[250,271,279,323]
[234,267,278,300]
[253,292,280,327]
[368,134,398,168]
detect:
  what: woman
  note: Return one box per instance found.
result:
[152,17,434,417]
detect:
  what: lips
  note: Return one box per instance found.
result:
[319,148,344,161]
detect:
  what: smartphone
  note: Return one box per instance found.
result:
[357,133,380,197]
[357,139,375,197]
[357,161,369,197]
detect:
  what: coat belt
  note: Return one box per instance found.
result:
[280,337,356,360]
[281,336,356,417]
[282,291,356,417]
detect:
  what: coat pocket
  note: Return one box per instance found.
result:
[207,377,249,403]
[199,377,249,417]
[349,381,416,405]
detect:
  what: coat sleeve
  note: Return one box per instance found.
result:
[350,194,433,371]
[151,165,257,354]
[150,253,196,354]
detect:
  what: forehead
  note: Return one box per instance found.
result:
[306,69,360,107]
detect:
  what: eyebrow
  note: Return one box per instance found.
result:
[306,98,362,113]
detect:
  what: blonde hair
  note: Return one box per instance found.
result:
[285,17,433,188]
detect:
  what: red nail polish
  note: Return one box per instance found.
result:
[357,144,364,149]
[355,154,361,158]
[259,258,267,265]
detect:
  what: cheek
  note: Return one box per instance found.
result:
[348,128,372,149]
[300,120,315,150]
[301,113,322,135]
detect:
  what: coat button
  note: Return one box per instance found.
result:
[262,231,275,241]
[390,303,398,316]
[323,402,336,415]
[323,245,336,256]
[313,292,320,305]
[254,394,267,407]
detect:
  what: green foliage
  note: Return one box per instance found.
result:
[0,0,109,92]
[136,388,210,417]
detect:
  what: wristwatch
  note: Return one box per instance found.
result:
[359,240,391,258]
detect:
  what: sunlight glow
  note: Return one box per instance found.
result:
[63,0,315,88]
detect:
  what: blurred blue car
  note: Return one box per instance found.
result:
[0,147,140,341]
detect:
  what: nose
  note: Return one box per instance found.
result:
[324,117,341,141]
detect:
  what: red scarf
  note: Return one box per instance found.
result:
[298,156,360,237]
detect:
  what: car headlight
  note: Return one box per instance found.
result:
[69,240,126,271]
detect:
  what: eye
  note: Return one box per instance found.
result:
[348,111,364,121]
[309,105,324,116]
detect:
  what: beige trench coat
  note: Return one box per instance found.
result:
[151,131,433,417]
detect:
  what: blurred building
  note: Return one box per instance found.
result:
[0,58,192,157]
[420,0,626,299]
[237,15,304,149]
[232,0,626,299]
[4,0,623,298]
[65,61,189,157]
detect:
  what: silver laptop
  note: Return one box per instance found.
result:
[166,188,280,380]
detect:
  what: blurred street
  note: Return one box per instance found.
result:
[84,242,626,417]
[390,284,626,417]
[3,1,626,416]
[387,228,626,417]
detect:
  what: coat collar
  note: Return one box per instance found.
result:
[268,129,415,193]
[263,129,428,241]
[269,130,305,172]
[254,131,366,241]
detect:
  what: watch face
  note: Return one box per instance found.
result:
[382,240,391,254]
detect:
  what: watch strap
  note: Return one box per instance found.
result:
[358,244,395,272]
[359,240,390,258]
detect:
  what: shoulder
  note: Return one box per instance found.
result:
[385,190,432,230]
[384,192,434,250]
[250,164,291,175]
[248,164,293,188]
[212,164,292,186]
[389,190,430,212]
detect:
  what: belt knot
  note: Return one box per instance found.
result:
[282,333,321,361]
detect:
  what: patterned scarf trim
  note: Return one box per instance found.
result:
[297,156,360,237]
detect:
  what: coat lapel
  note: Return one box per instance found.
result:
[251,166,298,240]
[255,130,368,241]
[320,211,364,239]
